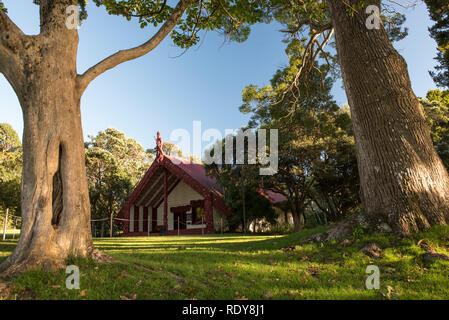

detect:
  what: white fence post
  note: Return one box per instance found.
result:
[178,218,180,237]
[2,208,9,240]
[12,217,15,240]
[110,213,113,238]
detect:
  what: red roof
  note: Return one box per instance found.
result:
[165,156,223,194]
[118,153,285,219]
[167,155,285,204]
[258,189,287,204]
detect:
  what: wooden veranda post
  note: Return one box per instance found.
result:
[2,208,8,240]
[164,169,168,233]
[12,217,15,239]
[110,213,113,238]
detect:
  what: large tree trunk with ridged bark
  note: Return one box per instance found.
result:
[0,0,192,275]
[328,0,449,235]
[0,1,93,276]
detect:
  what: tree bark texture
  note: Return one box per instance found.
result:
[328,0,449,235]
[0,1,92,275]
[0,0,193,275]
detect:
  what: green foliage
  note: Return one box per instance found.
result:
[161,142,183,157]
[425,0,449,88]
[85,128,154,236]
[238,38,360,229]
[0,124,22,216]
[420,89,449,169]
[205,156,277,232]
[0,1,6,13]
[90,0,271,49]
[382,12,408,42]
[351,225,367,240]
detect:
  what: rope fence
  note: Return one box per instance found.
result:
[92,216,210,237]
[1,209,22,240]
[2,210,223,239]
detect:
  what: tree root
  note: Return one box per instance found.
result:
[304,215,368,244]
[0,247,116,280]
[90,247,119,264]
[418,239,449,263]
[0,256,65,280]
[304,214,396,244]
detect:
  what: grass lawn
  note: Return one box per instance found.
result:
[1,225,449,300]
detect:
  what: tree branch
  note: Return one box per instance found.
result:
[128,0,168,18]
[0,9,25,88]
[77,0,194,95]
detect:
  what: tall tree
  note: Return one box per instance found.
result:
[0,0,268,274]
[328,0,449,234]
[420,89,449,169]
[239,38,358,231]
[205,138,277,232]
[265,0,449,235]
[85,128,152,237]
[426,0,449,88]
[0,123,22,216]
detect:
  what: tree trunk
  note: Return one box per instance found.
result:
[328,0,449,235]
[290,206,302,232]
[0,3,93,275]
[284,211,290,225]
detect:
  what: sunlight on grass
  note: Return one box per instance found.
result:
[1,226,449,300]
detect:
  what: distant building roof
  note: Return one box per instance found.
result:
[118,135,285,218]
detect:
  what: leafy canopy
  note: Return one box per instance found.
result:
[420,89,449,169]
[10,0,272,49]
[0,123,22,216]
[426,0,449,88]
[85,128,153,235]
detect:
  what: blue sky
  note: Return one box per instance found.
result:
[0,1,441,156]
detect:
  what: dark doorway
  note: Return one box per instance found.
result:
[173,212,187,230]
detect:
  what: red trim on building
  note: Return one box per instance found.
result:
[170,205,191,213]
[163,168,168,231]
[116,133,284,237]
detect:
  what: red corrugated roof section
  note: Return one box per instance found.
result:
[166,156,286,204]
[118,155,286,220]
[165,156,223,193]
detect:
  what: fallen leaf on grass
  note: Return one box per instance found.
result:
[120,293,137,300]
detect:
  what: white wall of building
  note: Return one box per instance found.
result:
[156,181,203,230]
